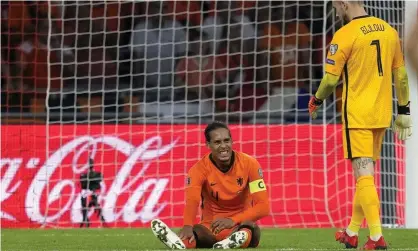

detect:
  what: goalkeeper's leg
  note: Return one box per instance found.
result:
[335,185,361,248]
[340,129,387,250]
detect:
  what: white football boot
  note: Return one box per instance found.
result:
[212,230,249,249]
[150,219,186,249]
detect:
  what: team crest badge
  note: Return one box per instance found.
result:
[237,177,243,187]
[330,44,338,55]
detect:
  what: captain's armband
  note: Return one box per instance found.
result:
[249,179,267,194]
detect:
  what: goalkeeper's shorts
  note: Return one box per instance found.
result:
[342,128,386,161]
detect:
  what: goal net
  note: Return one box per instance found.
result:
[0,0,405,229]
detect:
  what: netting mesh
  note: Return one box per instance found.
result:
[0,1,406,228]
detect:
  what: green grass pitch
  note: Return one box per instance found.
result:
[2,228,418,251]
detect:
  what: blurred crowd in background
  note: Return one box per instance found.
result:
[1,1,347,123]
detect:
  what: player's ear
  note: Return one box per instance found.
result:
[342,1,348,10]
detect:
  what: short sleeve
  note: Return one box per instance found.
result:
[247,157,267,194]
[392,31,405,69]
[325,30,354,76]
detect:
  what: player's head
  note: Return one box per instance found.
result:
[204,121,233,164]
[332,0,365,23]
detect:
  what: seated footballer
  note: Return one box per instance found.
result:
[151,121,270,249]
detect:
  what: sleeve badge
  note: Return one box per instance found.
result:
[330,44,338,55]
[326,58,335,65]
[258,168,263,178]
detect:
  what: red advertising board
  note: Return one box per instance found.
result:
[1,125,405,228]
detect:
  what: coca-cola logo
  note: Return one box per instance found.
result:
[1,124,407,228]
[1,136,178,225]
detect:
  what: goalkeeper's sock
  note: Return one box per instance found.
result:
[347,183,364,236]
[357,176,382,241]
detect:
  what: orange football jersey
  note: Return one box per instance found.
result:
[183,151,270,226]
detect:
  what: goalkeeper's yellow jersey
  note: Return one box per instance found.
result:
[325,15,405,128]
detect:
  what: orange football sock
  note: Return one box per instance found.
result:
[240,228,253,248]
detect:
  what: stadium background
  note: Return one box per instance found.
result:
[1,0,417,231]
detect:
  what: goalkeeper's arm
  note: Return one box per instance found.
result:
[308,73,340,119]
[394,66,410,106]
[406,19,418,74]
[314,73,340,101]
[393,66,412,140]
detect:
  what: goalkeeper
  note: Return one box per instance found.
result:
[151,121,270,249]
[308,1,412,250]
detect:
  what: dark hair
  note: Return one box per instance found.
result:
[204,121,231,142]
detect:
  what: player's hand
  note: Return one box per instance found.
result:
[211,218,235,234]
[393,115,412,140]
[393,102,412,141]
[308,96,323,119]
[178,225,195,243]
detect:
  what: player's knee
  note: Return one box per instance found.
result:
[352,157,375,178]
[238,221,261,248]
[192,224,217,248]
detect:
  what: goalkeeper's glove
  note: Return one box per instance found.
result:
[308,96,323,119]
[393,101,412,141]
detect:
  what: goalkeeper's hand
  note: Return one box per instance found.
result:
[393,102,412,141]
[308,96,323,119]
